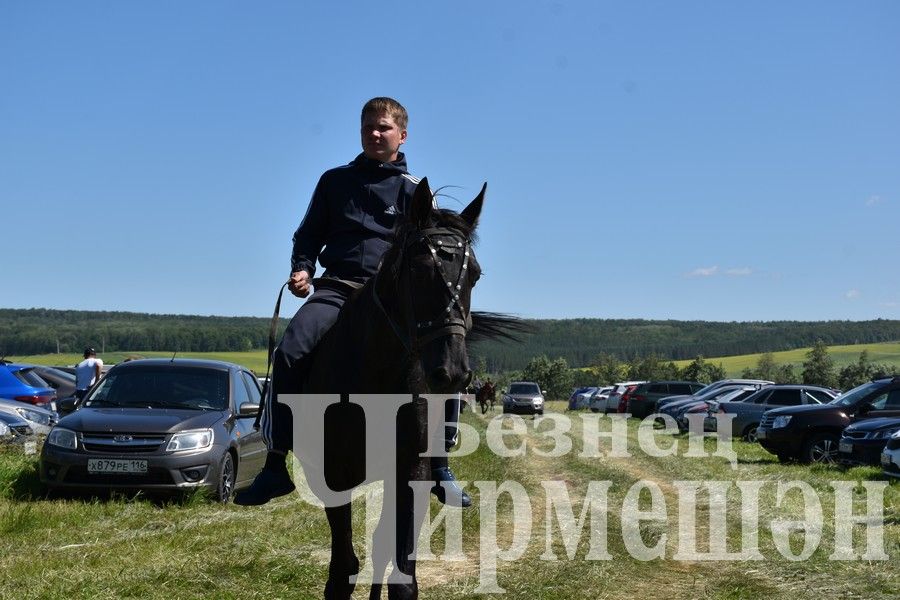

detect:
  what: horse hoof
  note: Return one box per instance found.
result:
[387,582,418,600]
[325,556,359,600]
[324,577,356,600]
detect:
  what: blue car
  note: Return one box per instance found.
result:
[0,362,56,410]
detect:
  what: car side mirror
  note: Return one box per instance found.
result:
[238,402,260,417]
[542,390,548,396]
[57,397,78,415]
[857,402,873,415]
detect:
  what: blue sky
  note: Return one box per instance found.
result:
[2,1,898,321]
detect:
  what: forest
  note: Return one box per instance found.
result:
[3,308,900,371]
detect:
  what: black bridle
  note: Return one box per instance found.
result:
[371,226,474,355]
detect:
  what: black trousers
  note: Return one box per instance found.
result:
[260,286,462,468]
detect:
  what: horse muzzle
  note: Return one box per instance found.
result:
[426,366,472,394]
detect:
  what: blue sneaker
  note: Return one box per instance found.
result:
[431,467,471,508]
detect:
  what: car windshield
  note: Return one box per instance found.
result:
[829,381,884,407]
[42,368,76,383]
[716,388,750,403]
[12,367,50,388]
[509,383,540,395]
[696,385,742,401]
[85,367,229,410]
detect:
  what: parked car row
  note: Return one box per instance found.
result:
[566,375,900,477]
[755,376,900,465]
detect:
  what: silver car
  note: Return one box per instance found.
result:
[502,382,545,415]
[0,397,58,435]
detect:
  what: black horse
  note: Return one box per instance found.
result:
[288,178,519,599]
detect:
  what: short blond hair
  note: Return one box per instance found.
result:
[361,97,408,130]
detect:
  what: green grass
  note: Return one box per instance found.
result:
[673,341,900,377]
[1,404,897,599]
[10,350,271,374]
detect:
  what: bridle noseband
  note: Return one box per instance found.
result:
[372,225,474,355]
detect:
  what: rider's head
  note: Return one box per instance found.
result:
[360,97,408,163]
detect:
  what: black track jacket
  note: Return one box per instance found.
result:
[290,152,420,282]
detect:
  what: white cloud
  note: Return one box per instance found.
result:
[845,289,861,299]
[881,301,899,308]
[865,195,884,207]
[725,267,752,277]
[688,266,719,277]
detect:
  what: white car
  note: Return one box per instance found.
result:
[0,397,58,435]
[882,431,900,478]
[588,386,614,413]
[599,381,647,414]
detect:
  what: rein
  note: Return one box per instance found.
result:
[371,225,473,356]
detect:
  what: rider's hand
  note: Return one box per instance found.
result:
[288,270,311,298]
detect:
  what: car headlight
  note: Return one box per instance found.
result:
[16,407,51,426]
[772,416,792,429]
[892,430,900,440]
[166,429,213,452]
[872,428,900,440]
[47,428,78,450]
[533,397,543,405]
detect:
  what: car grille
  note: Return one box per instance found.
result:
[842,430,867,440]
[63,466,174,485]
[81,433,166,454]
[11,425,31,435]
[760,414,776,429]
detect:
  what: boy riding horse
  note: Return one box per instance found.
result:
[236,97,470,508]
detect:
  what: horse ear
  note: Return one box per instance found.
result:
[409,177,433,229]
[460,182,486,228]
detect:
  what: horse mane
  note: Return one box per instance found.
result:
[469,311,532,343]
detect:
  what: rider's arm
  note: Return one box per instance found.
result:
[290,174,330,278]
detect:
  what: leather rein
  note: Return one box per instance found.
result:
[371,225,473,356]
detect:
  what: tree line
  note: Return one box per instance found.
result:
[2,309,900,374]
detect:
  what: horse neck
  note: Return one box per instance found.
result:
[310,277,414,393]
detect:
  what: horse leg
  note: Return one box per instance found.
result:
[324,503,359,600]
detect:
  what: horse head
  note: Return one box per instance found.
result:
[375,177,484,394]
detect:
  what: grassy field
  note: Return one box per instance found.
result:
[671,341,900,378]
[1,403,897,599]
[12,341,900,381]
[11,350,272,374]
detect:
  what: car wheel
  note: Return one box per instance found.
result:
[536,409,544,415]
[742,424,759,443]
[802,433,839,465]
[215,452,236,503]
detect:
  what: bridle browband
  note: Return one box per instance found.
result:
[371,225,474,355]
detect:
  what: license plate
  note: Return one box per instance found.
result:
[756,429,767,439]
[839,442,853,454]
[883,453,892,467]
[87,458,148,474]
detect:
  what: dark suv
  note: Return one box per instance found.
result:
[626,381,706,419]
[756,377,900,464]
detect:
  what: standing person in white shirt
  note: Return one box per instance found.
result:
[74,347,103,400]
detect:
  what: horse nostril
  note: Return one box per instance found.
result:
[430,367,452,385]
[462,370,473,388]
